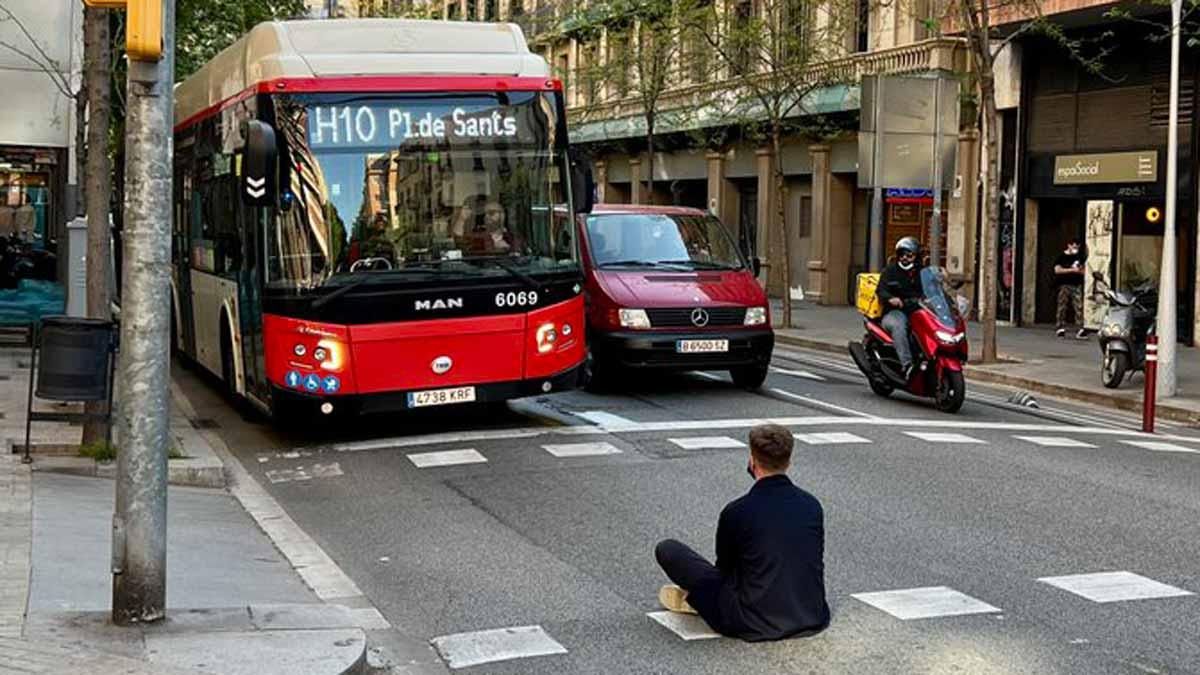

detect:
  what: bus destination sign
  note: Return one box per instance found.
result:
[307,100,543,150]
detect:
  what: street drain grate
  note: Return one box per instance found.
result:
[190,418,221,429]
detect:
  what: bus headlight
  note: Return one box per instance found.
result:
[619,309,651,329]
[536,322,558,353]
[744,307,767,326]
[316,339,345,371]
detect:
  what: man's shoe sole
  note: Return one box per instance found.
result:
[659,585,698,615]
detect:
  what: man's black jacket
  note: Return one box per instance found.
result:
[686,475,831,641]
[876,262,922,311]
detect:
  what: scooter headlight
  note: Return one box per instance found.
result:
[1102,322,1124,337]
[935,330,965,344]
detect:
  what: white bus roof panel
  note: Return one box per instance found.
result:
[175,19,549,125]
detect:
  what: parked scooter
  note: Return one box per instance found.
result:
[849,266,970,413]
[1092,271,1157,389]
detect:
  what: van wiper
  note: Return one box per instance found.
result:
[656,259,740,271]
[597,259,686,269]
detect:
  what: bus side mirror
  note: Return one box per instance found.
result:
[240,120,277,207]
[570,153,595,214]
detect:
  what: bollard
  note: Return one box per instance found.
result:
[1143,335,1158,433]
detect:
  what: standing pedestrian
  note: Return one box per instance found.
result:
[1054,238,1087,339]
[653,424,830,641]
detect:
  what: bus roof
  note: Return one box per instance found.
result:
[174,19,549,126]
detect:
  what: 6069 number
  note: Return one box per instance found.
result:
[495,290,538,307]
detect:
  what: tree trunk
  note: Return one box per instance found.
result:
[772,126,793,328]
[646,112,655,205]
[977,60,1000,363]
[75,88,88,217]
[81,6,113,446]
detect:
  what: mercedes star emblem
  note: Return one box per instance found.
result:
[690,308,710,327]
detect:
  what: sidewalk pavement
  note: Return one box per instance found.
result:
[772,301,1200,425]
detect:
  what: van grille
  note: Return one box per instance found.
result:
[645,307,746,328]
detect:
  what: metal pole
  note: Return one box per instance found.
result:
[1143,335,1158,433]
[1156,0,1181,397]
[112,0,174,626]
[930,77,944,268]
[868,75,885,271]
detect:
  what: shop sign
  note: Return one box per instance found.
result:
[1054,151,1157,185]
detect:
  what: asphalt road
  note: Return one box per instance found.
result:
[176,345,1200,674]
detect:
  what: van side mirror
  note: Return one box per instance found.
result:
[570,151,595,214]
[751,257,762,277]
[240,120,277,207]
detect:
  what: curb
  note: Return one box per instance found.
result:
[774,332,1200,426]
[19,455,227,489]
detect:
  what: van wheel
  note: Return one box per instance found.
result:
[731,364,769,390]
[582,347,609,392]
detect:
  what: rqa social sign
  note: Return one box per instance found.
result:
[309,104,523,149]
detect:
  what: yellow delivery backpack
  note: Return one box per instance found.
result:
[855,273,884,319]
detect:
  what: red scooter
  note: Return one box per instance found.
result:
[848,266,969,413]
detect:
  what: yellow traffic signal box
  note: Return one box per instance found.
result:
[81,0,162,62]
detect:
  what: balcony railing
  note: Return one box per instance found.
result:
[566,37,969,123]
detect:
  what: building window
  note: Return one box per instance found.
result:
[484,0,497,20]
[580,42,600,106]
[731,0,754,76]
[556,52,571,104]
[854,0,869,53]
[447,0,461,20]
[783,0,811,64]
[685,1,712,83]
[466,0,477,20]
[509,0,524,20]
[609,29,632,97]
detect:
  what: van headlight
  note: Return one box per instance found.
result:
[744,306,767,326]
[618,309,651,329]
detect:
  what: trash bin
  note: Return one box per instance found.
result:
[34,316,114,401]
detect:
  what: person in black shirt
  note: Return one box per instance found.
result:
[654,424,830,642]
[1054,239,1087,339]
[876,236,924,379]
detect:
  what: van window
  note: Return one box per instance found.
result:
[584,213,745,271]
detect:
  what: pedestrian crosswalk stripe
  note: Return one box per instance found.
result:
[577,410,638,428]
[852,586,1002,620]
[646,611,721,640]
[904,432,985,444]
[1038,571,1194,603]
[1121,440,1200,454]
[407,449,488,468]
[1014,436,1097,448]
[669,437,745,450]
[794,432,871,445]
[542,442,622,457]
[430,625,567,669]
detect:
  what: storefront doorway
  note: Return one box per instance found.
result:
[1034,199,1085,324]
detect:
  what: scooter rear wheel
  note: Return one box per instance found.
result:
[869,378,893,397]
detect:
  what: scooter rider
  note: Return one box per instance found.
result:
[876,237,923,380]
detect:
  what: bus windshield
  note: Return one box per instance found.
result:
[268,91,576,290]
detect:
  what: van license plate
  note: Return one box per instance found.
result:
[676,339,729,354]
[407,386,477,408]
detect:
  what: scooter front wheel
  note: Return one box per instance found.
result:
[1102,351,1129,389]
[935,370,966,413]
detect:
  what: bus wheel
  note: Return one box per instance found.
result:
[220,321,236,399]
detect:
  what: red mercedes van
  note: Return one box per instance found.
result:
[577,205,774,390]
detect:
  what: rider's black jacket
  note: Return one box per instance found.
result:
[876,262,922,312]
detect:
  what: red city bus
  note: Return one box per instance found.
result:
[171,19,592,420]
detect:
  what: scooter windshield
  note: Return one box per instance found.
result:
[920,266,956,327]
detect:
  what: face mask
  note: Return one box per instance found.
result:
[899,260,915,271]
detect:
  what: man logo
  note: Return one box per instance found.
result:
[432,356,453,374]
[415,297,464,311]
[690,308,710,327]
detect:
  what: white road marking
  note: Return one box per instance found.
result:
[430,625,568,670]
[669,436,746,450]
[407,449,488,468]
[264,462,343,484]
[1038,571,1194,603]
[331,428,543,454]
[771,366,826,381]
[904,432,985,444]
[646,611,722,640]
[852,586,1002,620]
[576,410,638,428]
[542,441,623,457]
[1122,440,1200,454]
[770,388,879,419]
[795,432,871,445]
[1014,436,1097,448]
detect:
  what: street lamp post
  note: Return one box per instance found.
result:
[1157,0,1182,397]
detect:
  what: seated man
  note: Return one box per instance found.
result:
[654,424,830,642]
[876,236,923,380]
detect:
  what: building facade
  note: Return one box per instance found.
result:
[0,0,83,262]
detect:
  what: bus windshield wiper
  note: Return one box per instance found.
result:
[311,266,443,309]
[473,257,541,291]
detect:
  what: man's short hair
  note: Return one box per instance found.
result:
[749,424,793,473]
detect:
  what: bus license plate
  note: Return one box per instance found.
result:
[407,386,476,408]
[676,339,729,354]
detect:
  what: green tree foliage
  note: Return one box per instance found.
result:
[175,0,308,80]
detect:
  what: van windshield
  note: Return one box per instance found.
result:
[583,213,744,271]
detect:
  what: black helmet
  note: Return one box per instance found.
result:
[895,236,920,255]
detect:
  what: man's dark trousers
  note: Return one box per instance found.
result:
[654,475,830,642]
